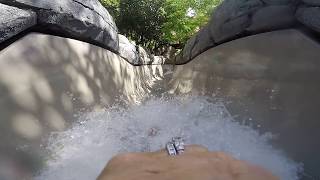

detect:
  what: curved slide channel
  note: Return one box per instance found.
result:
[0,29,320,180]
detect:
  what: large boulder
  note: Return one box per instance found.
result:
[209,0,264,43]
[178,25,215,64]
[0,0,119,52]
[176,0,314,65]
[118,34,139,64]
[181,35,197,63]
[296,7,320,33]
[0,3,36,44]
[261,0,298,5]
[190,26,215,60]
[247,5,296,33]
[302,0,320,6]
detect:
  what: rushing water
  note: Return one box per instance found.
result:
[35,97,303,180]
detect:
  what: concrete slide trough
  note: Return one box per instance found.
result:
[0,29,320,179]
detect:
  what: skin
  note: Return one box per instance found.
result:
[98,145,279,180]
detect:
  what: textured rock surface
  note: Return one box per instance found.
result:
[182,35,197,63]
[180,25,215,63]
[209,0,263,43]
[261,0,297,5]
[0,3,36,43]
[296,7,320,33]
[190,26,215,59]
[0,0,119,52]
[247,6,296,32]
[302,0,320,6]
[176,0,320,64]
[118,34,139,64]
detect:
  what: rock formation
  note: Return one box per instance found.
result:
[177,0,320,64]
[0,0,167,65]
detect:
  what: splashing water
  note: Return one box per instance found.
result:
[35,97,302,180]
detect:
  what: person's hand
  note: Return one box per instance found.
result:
[98,145,279,180]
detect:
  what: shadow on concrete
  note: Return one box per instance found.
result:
[0,33,164,179]
[168,29,320,179]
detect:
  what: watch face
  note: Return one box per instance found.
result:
[173,137,185,151]
[166,142,177,156]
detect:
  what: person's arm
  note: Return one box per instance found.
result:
[98,145,279,180]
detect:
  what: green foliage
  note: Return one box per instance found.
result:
[163,0,222,45]
[99,0,222,51]
[99,0,120,18]
[117,0,167,50]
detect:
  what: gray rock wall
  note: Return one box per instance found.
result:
[0,0,166,65]
[1,0,320,65]
[177,0,320,64]
[0,0,119,52]
[0,4,36,43]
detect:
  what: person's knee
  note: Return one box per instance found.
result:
[108,153,140,165]
[185,144,209,153]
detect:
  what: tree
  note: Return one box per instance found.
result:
[99,0,120,19]
[116,0,167,51]
[162,0,222,46]
[99,0,222,52]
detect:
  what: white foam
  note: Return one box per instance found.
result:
[35,97,303,180]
